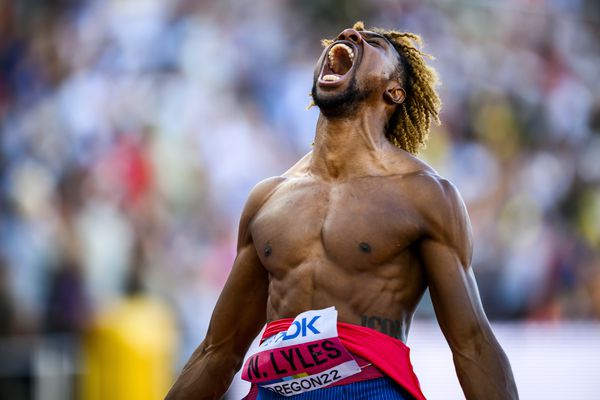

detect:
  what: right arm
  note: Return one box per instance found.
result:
[165,177,283,400]
[417,176,518,399]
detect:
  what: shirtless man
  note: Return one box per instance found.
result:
[166,22,518,400]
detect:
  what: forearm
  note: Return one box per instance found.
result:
[453,340,518,400]
[165,342,242,400]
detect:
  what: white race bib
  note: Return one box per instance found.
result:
[242,307,361,396]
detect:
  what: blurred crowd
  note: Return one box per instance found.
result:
[0,0,599,398]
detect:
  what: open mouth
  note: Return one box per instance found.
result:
[319,43,355,84]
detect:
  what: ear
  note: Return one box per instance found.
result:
[384,84,405,105]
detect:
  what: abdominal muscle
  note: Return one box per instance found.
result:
[264,257,427,343]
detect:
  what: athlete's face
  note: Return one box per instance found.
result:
[312,28,405,117]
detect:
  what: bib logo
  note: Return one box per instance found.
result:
[283,316,320,340]
[242,307,361,396]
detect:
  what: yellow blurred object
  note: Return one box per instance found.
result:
[420,124,452,169]
[578,188,600,248]
[81,295,178,400]
[472,93,521,160]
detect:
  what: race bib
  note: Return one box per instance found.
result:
[241,307,361,396]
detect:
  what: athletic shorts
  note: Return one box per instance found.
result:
[256,377,414,399]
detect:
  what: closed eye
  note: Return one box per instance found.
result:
[367,40,383,47]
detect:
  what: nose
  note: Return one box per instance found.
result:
[336,28,362,44]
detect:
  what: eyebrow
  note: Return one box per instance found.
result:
[362,32,386,40]
[361,32,391,47]
[361,31,403,61]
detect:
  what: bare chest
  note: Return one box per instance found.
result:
[250,177,423,274]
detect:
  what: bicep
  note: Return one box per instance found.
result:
[418,177,493,348]
[420,238,492,349]
[416,178,518,399]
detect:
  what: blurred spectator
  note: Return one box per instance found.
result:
[81,238,177,400]
[0,0,599,398]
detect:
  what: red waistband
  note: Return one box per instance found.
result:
[260,319,426,400]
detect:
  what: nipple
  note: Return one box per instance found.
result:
[359,242,371,253]
[264,244,272,256]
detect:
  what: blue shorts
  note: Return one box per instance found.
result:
[256,377,414,399]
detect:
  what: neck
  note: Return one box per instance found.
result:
[310,107,392,179]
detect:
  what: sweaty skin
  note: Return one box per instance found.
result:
[166,28,518,400]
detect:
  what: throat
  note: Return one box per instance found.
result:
[310,113,391,179]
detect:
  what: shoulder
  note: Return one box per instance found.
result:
[402,169,472,263]
[243,176,287,220]
[239,151,312,233]
[236,176,285,246]
[385,150,470,241]
[244,151,313,216]
[385,149,462,210]
[405,171,463,213]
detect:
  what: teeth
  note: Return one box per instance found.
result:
[327,43,354,66]
[322,74,340,82]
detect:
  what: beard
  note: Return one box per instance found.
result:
[311,74,373,118]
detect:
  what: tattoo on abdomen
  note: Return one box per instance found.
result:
[361,315,402,339]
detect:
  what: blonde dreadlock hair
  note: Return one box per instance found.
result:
[321,21,441,154]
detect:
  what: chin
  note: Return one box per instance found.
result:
[313,73,379,119]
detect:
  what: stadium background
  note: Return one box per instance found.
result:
[1,0,599,399]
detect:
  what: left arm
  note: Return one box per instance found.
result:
[418,176,518,400]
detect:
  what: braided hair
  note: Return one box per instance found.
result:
[321,21,442,154]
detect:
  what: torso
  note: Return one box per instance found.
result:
[249,152,435,343]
